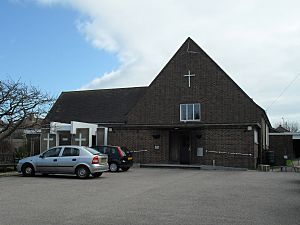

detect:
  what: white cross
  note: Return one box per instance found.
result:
[75,133,86,146]
[43,133,54,149]
[184,70,195,88]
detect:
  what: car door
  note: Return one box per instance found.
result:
[35,147,62,173]
[109,147,119,162]
[57,147,80,174]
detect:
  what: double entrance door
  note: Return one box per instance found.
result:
[169,131,191,164]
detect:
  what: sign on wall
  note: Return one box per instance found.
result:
[197,147,204,157]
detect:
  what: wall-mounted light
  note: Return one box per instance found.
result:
[196,134,202,139]
[244,126,252,132]
[152,134,160,139]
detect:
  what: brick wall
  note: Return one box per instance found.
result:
[107,126,256,168]
[191,127,256,169]
[108,128,169,164]
[96,129,105,145]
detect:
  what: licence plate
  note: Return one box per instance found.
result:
[128,157,133,160]
[100,158,107,163]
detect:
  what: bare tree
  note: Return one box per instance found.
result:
[274,120,299,132]
[0,78,55,141]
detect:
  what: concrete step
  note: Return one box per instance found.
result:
[140,163,201,170]
[140,163,248,171]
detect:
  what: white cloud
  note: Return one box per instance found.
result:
[33,0,300,125]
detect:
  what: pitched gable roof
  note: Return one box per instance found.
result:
[44,87,147,124]
[127,37,271,126]
[274,125,290,133]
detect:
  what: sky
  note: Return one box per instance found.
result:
[0,0,300,127]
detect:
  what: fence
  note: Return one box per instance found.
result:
[0,153,16,163]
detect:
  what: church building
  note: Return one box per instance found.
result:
[42,37,271,169]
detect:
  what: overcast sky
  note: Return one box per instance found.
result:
[2,0,300,126]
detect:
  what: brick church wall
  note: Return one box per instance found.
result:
[108,126,256,168]
[108,128,169,163]
[191,127,256,169]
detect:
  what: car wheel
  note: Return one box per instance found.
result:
[109,163,119,172]
[76,166,90,179]
[92,172,103,178]
[21,164,35,177]
[121,167,129,172]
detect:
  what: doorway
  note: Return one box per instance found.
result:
[169,131,191,164]
[293,139,300,158]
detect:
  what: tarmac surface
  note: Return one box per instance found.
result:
[0,168,299,225]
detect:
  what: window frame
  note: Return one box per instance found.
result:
[180,103,201,122]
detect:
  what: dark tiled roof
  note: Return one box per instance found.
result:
[274,125,290,133]
[45,87,147,124]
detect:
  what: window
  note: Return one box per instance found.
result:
[95,146,105,154]
[83,147,100,155]
[266,125,269,148]
[254,129,258,144]
[110,147,118,156]
[180,104,201,121]
[62,147,80,157]
[43,148,61,158]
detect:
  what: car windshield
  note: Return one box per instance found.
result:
[83,147,101,155]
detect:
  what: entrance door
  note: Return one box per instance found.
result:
[170,131,191,164]
[59,132,71,146]
[180,134,191,164]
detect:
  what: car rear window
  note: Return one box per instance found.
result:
[119,148,126,156]
[94,146,106,154]
[83,147,100,155]
[121,147,129,154]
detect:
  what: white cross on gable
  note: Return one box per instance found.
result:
[43,133,54,149]
[75,133,86,146]
[184,70,195,88]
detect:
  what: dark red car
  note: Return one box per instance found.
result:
[92,145,133,172]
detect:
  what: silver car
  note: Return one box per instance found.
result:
[17,146,109,178]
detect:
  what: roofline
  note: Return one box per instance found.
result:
[108,123,262,129]
[269,132,300,136]
[61,86,148,94]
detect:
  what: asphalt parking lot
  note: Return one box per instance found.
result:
[0,168,299,225]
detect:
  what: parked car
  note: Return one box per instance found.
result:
[17,146,108,178]
[92,145,133,172]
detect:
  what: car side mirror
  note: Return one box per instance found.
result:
[39,155,44,158]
